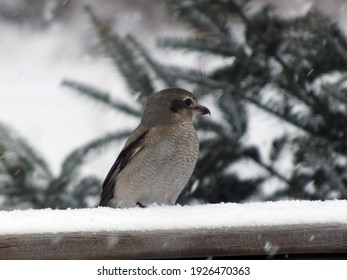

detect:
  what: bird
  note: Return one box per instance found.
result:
[99,88,210,208]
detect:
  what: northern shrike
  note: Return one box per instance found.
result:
[99,88,210,208]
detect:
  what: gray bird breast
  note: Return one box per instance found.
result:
[114,122,199,208]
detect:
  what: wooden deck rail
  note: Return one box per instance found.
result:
[1,223,346,259]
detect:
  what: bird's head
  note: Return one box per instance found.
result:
[141,88,210,126]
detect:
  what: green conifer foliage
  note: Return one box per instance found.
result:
[2,1,347,209]
[66,1,347,202]
[63,4,297,204]
[0,122,128,209]
[161,0,347,200]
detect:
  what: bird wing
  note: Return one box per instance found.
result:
[99,127,148,207]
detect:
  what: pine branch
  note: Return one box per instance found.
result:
[62,79,142,117]
[170,2,231,44]
[73,176,101,196]
[0,122,53,180]
[164,65,229,89]
[308,11,347,63]
[126,35,178,88]
[60,129,132,179]
[85,6,155,100]
[197,117,236,141]
[321,161,347,197]
[70,176,101,208]
[46,129,132,199]
[215,93,247,136]
[270,136,288,163]
[158,37,243,57]
[229,1,290,74]
[241,93,321,138]
[229,0,316,107]
[245,149,292,187]
[321,82,347,106]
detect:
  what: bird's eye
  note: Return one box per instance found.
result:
[184,98,192,106]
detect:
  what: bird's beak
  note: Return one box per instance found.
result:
[197,105,211,115]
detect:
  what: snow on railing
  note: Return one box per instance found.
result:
[0,200,346,259]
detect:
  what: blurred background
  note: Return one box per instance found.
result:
[1,0,347,209]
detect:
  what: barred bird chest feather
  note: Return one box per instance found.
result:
[99,88,210,208]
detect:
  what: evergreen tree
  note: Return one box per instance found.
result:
[62,4,295,205]
[160,0,347,200]
[2,0,347,209]
[63,1,347,203]
[0,121,128,209]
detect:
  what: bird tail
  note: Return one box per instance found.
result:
[99,197,109,207]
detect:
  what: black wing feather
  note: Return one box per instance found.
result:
[99,131,147,206]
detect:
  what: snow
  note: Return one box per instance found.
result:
[0,200,346,235]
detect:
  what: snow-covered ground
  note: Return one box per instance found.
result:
[0,200,346,235]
